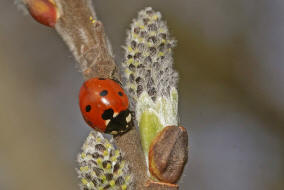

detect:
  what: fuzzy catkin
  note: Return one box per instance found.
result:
[122,7,178,109]
[77,131,133,190]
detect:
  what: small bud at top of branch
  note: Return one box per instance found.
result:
[25,0,59,27]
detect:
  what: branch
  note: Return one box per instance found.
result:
[54,0,119,80]
[52,0,150,189]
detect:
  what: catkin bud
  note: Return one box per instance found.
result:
[122,7,178,108]
[77,131,133,190]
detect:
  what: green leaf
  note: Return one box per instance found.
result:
[139,111,163,155]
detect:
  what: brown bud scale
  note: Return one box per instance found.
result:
[149,126,188,183]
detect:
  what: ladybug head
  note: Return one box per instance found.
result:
[102,109,133,135]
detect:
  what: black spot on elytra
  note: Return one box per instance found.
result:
[118,91,123,96]
[85,105,91,112]
[100,90,108,96]
[98,78,105,80]
[102,109,114,120]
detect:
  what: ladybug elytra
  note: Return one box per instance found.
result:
[79,78,132,135]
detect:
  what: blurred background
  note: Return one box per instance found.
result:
[0,0,283,189]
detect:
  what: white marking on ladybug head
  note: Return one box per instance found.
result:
[113,112,119,117]
[126,114,132,123]
[126,125,129,128]
[111,131,118,135]
[105,119,110,126]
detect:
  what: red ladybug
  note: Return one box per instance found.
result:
[79,78,132,135]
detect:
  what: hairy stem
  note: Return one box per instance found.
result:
[54,0,119,80]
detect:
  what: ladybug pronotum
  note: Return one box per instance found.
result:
[79,78,133,135]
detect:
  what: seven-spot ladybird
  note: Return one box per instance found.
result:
[79,78,132,135]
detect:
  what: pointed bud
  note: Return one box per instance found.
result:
[25,0,59,27]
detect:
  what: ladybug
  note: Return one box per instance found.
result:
[79,78,133,135]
